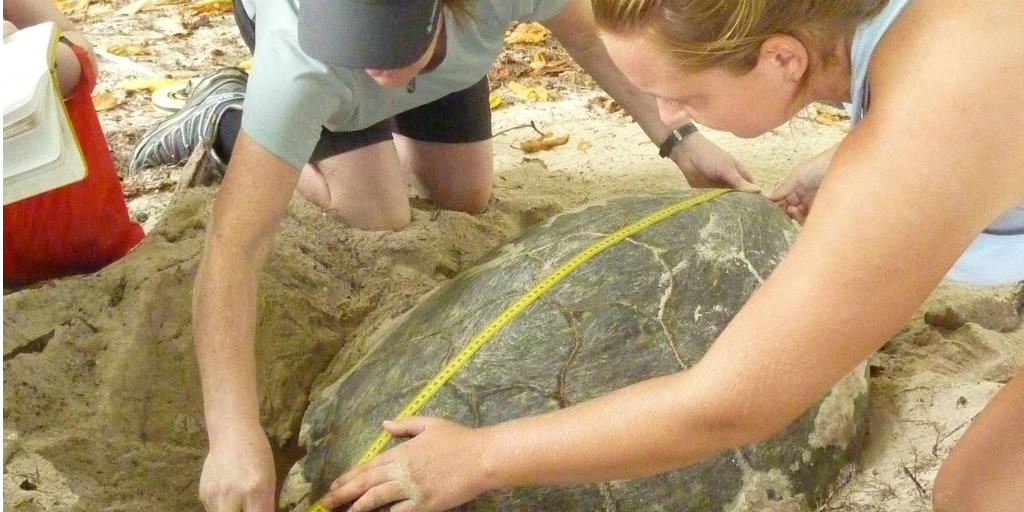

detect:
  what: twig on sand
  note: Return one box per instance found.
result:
[901,463,929,499]
[493,120,545,138]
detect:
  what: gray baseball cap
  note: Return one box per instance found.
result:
[298,0,444,70]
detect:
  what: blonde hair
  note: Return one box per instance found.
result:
[593,0,888,73]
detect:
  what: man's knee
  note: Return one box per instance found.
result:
[432,187,491,214]
[331,201,411,231]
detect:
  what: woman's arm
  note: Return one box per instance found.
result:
[3,0,97,96]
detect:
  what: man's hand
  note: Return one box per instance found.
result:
[199,423,276,512]
[767,143,838,225]
[670,133,760,193]
[322,417,490,512]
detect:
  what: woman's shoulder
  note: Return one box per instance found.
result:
[874,0,1022,74]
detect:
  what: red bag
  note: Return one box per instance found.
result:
[3,44,145,286]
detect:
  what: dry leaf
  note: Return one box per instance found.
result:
[181,14,212,31]
[105,44,150,56]
[92,92,118,111]
[87,3,113,15]
[504,22,548,45]
[117,77,186,92]
[155,16,191,36]
[533,58,573,76]
[114,0,151,16]
[587,95,621,114]
[577,140,592,152]
[519,133,569,153]
[54,0,90,13]
[122,182,145,199]
[488,93,502,110]
[507,81,559,102]
[182,0,233,17]
[809,104,850,129]
[529,51,547,73]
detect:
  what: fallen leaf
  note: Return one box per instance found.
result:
[577,140,592,152]
[122,182,144,198]
[507,81,559,102]
[529,51,547,73]
[488,93,502,109]
[587,95,621,114]
[105,44,151,57]
[92,92,118,111]
[155,16,191,36]
[238,58,252,70]
[533,57,574,76]
[114,0,151,16]
[504,22,548,45]
[87,3,113,15]
[813,113,850,130]
[54,0,90,13]
[181,14,212,31]
[122,179,176,198]
[117,77,186,92]
[519,133,569,153]
[182,0,233,17]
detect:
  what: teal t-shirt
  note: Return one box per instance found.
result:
[238,0,568,170]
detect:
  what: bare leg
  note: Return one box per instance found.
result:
[933,367,1024,512]
[393,134,493,214]
[295,140,410,231]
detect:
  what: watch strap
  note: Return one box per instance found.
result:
[658,122,698,158]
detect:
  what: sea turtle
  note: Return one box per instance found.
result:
[286,191,868,511]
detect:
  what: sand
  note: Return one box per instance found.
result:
[3,19,1022,510]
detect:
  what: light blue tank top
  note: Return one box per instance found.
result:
[849,0,1024,285]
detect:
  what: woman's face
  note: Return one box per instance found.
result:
[603,33,810,138]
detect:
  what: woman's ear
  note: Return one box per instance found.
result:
[758,35,809,84]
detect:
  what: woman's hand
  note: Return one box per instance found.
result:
[322,417,491,512]
[670,133,761,193]
[768,143,839,224]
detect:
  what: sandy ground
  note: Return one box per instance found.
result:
[3,3,1023,511]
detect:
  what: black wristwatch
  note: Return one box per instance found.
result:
[658,122,698,158]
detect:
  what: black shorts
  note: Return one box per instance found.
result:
[232,0,492,164]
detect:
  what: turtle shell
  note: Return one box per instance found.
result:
[291,191,868,511]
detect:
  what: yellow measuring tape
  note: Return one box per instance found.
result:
[306,189,728,512]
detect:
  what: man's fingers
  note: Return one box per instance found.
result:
[326,463,394,507]
[390,500,422,512]
[383,417,430,438]
[348,482,409,512]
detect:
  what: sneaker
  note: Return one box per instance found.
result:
[180,66,248,109]
[129,91,244,175]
